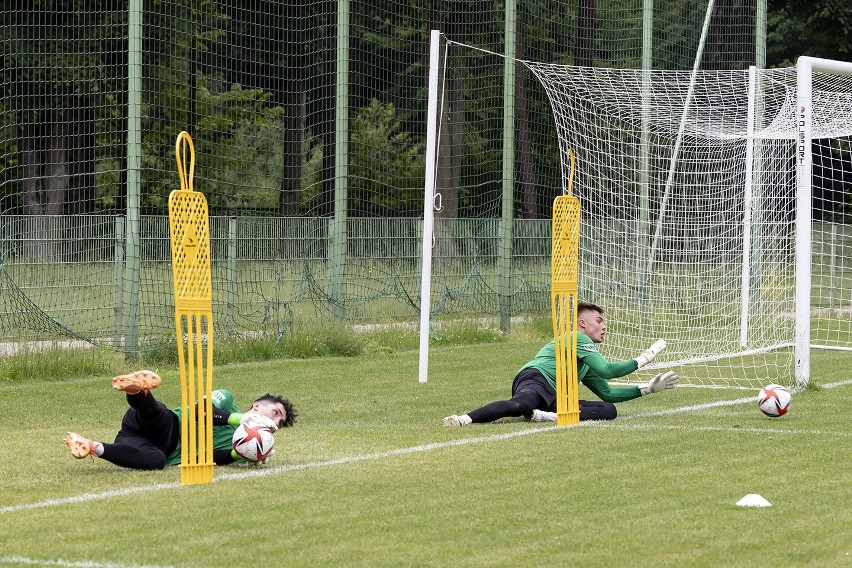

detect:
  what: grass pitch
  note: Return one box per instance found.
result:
[1,339,851,567]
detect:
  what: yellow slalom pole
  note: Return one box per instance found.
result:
[551,150,580,426]
[169,131,215,485]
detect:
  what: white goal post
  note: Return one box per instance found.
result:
[517,55,852,391]
[794,56,852,388]
[418,30,441,384]
[418,49,852,389]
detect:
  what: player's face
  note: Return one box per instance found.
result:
[252,400,287,428]
[578,309,606,343]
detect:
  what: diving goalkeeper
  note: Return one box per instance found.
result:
[64,370,297,469]
[443,301,677,426]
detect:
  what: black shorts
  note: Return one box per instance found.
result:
[511,367,557,412]
[114,403,180,458]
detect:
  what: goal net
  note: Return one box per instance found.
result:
[522,58,852,390]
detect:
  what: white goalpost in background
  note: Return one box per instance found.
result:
[418,30,442,384]
[521,55,852,391]
[795,56,852,389]
[419,47,852,390]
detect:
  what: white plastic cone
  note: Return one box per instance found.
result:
[736,494,772,507]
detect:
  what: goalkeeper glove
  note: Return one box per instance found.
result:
[635,339,667,368]
[241,412,279,432]
[639,371,679,396]
[228,411,279,432]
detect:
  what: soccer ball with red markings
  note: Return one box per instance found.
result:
[232,422,275,462]
[757,384,791,417]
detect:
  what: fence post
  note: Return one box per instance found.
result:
[328,0,350,319]
[227,216,237,332]
[113,214,125,349]
[498,0,517,334]
[123,0,143,359]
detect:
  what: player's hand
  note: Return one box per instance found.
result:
[248,448,276,466]
[635,339,666,368]
[639,371,679,396]
[240,412,279,433]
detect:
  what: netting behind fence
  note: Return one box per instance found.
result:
[1,1,764,351]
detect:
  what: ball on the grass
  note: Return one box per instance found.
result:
[757,384,791,417]
[232,422,275,461]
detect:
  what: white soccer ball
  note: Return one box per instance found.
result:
[757,384,791,417]
[232,422,275,462]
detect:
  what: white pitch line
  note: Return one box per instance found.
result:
[4,378,851,516]
[596,422,852,437]
[622,396,757,419]
[216,423,574,482]
[0,426,563,515]
[0,483,179,515]
[0,556,172,568]
[821,378,852,389]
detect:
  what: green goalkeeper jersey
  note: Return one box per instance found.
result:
[165,389,240,466]
[519,335,642,402]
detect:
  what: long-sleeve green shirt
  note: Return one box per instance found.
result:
[519,335,642,402]
[165,389,240,466]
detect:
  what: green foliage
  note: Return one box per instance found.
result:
[276,322,365,359]
[196,84,283,212]
[138,318,520,368]
[349,99,425,216]
[429,320,505,345]
[0,316,548,381]
[299,133,325,212]
[511,314,556,340]
[767,0,852,67]
[0,345,126,383]
[139,322,366,368]
[5,1,850,219]
[142,80,278,213]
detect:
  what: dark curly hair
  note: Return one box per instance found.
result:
[254,394,298,428]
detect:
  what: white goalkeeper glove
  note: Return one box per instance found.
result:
[635,339,667,368]
[639,371,679,396]
[239,412,279,433]
[248,448,276,466]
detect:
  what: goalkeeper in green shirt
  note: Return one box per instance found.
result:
[443,301,677,426]
[64,369,297,469]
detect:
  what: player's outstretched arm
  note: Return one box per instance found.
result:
[226,411,279,432]
[639,371,679,396]
[635,339,666,368]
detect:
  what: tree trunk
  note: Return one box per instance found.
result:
[515,35,536,218]
[18,110,67,261]
[429,14,465,265]
[66,94,96,216]
[318,13,335,219]
[280,86,305,216]
[280,1,306,217]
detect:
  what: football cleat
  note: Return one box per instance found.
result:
[112,369,161,395]
[443,415,464,427]
[64,432,96,461]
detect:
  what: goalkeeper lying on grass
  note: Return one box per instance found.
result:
[443,301,677,426]
[64,370,297,469]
